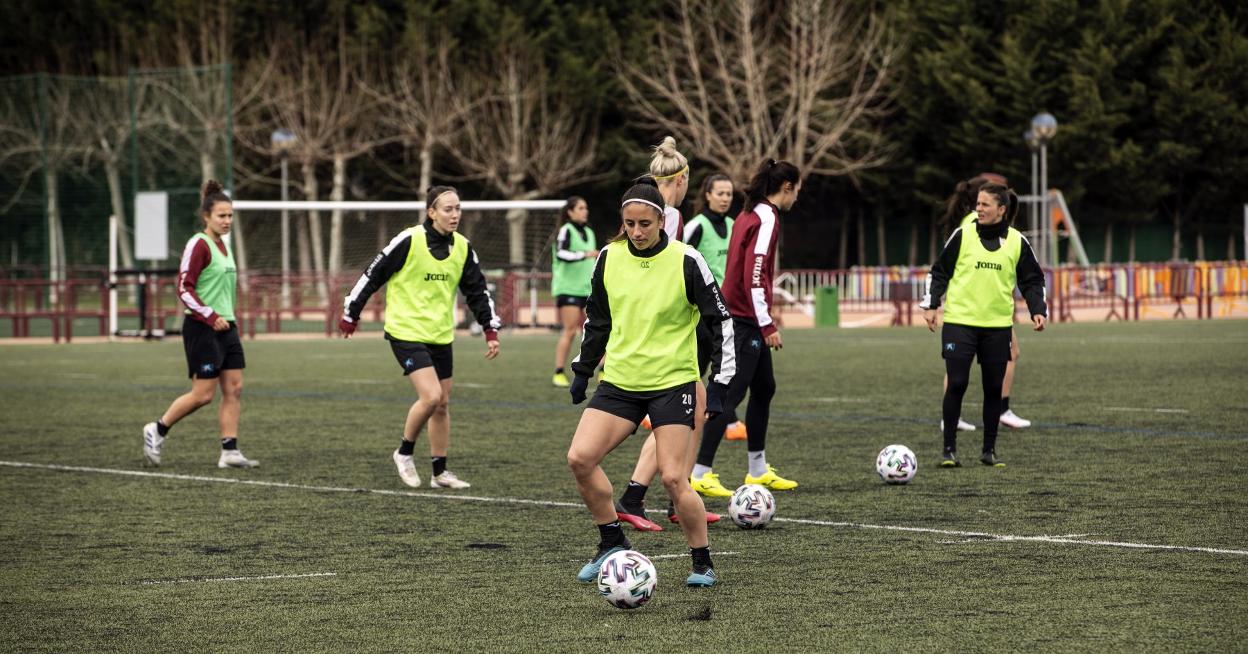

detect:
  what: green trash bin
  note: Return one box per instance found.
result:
[815,286,839,327]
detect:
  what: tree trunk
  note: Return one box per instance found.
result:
[200,150,214,186]
[1103,222,1114,263]
[1228,225,1237,261]
[302,161,327,301]
[104,160,135,271]
[45,167,63,291]
[377,214,389,252]
[837,212,848,270]
[329,154,346,282]
[297,214,312,275]
[418,132,434,197]
[1171,208,1182,261]
[506,206,528,265]
[907,219,918,267]
[231,210,248,272]
[1128,223,1137,263]
[855,205,866,267]
[928,215,938,264]
[875,210,887,266]
[1195,220,1205,261]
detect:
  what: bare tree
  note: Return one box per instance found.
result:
[366,42,466,198]
[239,27,387,296]
[445,45,600,264]
[0,74,85,289]
[618,0,897,185]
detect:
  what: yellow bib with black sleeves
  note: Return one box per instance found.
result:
[384,226,468,344]
[943,225,1022,329]
[601,239,700,391]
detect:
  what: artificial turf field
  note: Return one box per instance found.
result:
[1,320,1246,652]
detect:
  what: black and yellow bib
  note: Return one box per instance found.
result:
[385,226,467,344]
[944,226,1022,328]
[600,239,700,391]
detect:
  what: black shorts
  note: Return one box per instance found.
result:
[556,294,588,309]
[941,323,1012,364]
[389,338,454,379]
[182,316,245,379]
[587,381,698,430]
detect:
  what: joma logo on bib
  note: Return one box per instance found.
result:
[424,272,452,281]
[975,261,1003,271]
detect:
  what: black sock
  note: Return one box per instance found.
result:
[620,480,648,510]
[597,521,626,548]
[555,367,565,375]
[221,438,237,451]
[431,456,447,477]
[398,439,415,456]
[156,420,170,436]
[691,546,713,569]
[1001,396,1011,413]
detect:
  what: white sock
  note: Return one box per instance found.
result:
[691,464,712,480]
[748,450,767,478]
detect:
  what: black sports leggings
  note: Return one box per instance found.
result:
[942,357,1006,454]
[698,320,775,467]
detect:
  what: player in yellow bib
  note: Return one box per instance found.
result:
[567,182,736,588]
[939,173,1034,431]
[921,183,1047,467]
[339,186,501,489]
[142,180,258,469]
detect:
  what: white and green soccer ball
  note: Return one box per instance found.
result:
[596,550,657,609]
[876,444,918,484]
[728,483,776,529]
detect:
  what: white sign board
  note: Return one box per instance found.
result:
[135,191,169,261]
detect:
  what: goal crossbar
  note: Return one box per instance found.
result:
[232,200,566,212]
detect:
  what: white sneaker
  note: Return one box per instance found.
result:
[430,470,471,489]
[218,448,259,468]
[142,422,165,466]
[999,410,1032,429]
[940,419,977,432]
[393,450,421,487]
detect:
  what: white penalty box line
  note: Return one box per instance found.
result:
[3,460,1246,558]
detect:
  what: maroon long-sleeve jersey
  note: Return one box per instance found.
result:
[720,200,779,337]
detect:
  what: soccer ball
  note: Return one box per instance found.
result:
[876,444,917,484]
[728,483,776,529]
[596,550,657,609]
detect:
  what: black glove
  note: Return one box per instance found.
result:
[705,382,728,420]
[570,375,590,404]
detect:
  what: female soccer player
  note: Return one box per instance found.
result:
[567,181,734,587]
[940,173,1033,431]
[685,173,747,441]
[694,159,803,494]
[142,180,257,469]
[921,182,1047,467]
[550,196,598,388]
[339,185,502,489]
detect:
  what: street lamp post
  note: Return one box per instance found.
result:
[1030,113,1058,268]
[271,129,297,307]
[1024,129,1040,248]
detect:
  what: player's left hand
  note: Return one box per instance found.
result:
[923,309,938,332]
[1032,314,1046,332]
[704,382,727,421]
[338,316,356,338]
[569,375,589,404]
[485,339,500,359]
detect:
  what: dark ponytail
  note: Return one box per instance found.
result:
[199,179,231,216]
[940,172,1008,227]
[743,159,800,207]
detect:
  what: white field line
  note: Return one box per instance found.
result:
[140,572,337,585]
[648,551,740,561]
[3,460,1246,558]
[1105,407,1190,414]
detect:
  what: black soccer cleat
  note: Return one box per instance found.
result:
[940,449,962,467]
[980,450,1006,468]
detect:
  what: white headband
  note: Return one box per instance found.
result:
[621,198,663,214]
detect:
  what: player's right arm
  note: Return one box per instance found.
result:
[341,231,412,323]
[570,248,610,379]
